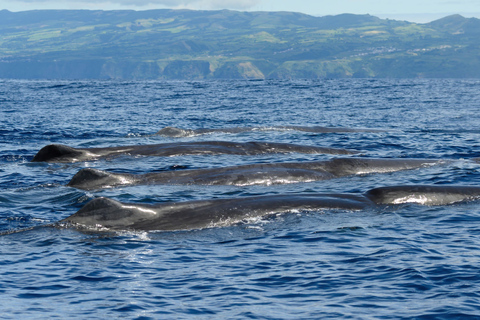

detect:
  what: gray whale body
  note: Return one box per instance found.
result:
[67,158,442,190]
[156,126,385,137]
[62,185,480,232]
[32,141,356,163]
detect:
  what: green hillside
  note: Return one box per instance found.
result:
[0,9,479,79]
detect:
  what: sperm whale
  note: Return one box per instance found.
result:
[156,126,385,137]
[61,193,374,231]
[32,141,356,163]
[61,185,480,232]
[67,158,442,190]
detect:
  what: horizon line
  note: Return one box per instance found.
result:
[1,8,479,24]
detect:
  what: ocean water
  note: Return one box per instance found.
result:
[1,79,480,319]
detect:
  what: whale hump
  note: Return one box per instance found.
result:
[32,144,86,163]
[69,168,110,183]
[75,197,123,216]
[61,197,124,224]
[62,197,156,229]
[67,168,134,190]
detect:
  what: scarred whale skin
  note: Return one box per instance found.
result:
[156,126,385,137]
[61,194,374,231]
[365,185,480,205]
[31,141,356,163]
[67,158,442,190]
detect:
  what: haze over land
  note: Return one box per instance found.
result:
[2,0,479,23]
[1,9,479,79]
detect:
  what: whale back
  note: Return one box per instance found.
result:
[365,185,480,205]
[62,197,160,229]
[65,158,443,191]
[155,126,386,136]
[32,141,357,163]
[31,144,90,163]
[322,158,440,177]
[61,185,480,232]
[62,193,373,231]
[67,168,136,190]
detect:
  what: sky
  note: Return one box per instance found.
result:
[1,0,480,23]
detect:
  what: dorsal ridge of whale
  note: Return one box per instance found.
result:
[31,144,89,163]
[62,197,158,229]
[67,168,136,190]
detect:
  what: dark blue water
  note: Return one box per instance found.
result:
[1,79,480,319]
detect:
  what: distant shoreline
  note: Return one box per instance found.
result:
[1,9,479,79]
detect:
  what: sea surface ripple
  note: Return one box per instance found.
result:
[1,79,480,319]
